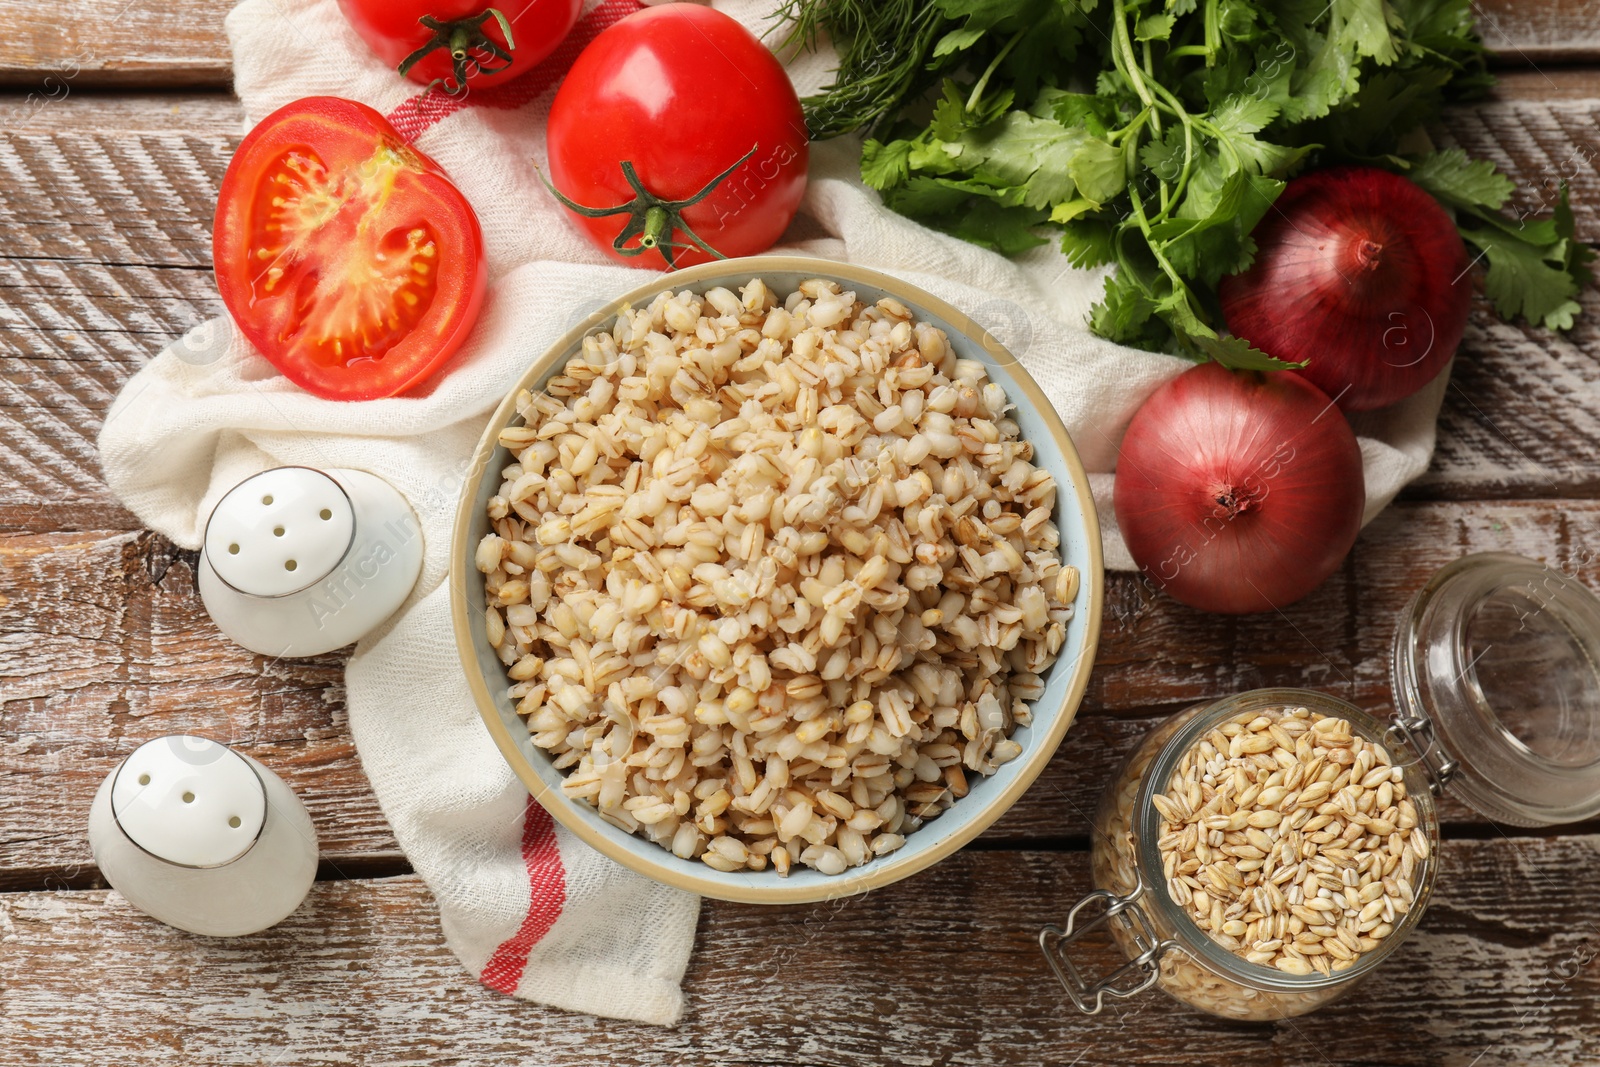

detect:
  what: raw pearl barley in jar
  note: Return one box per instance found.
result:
[1045,556,1600,1019]
[1044,689,1440,1020]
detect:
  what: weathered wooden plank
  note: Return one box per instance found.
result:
[0,89,1596,525]
[1474,0,1600,64]
[0,530,398,885]
[0,0,1590,89]
[3,839,1598,1065]
[1419,83,1600,498]
[0,1,229,89]
[8,499,1600,882]
[0,96,233,522]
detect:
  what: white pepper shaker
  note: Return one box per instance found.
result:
[87,734,319,937]
[198,466,423,658]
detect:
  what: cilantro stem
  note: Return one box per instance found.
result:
[1121,108,1150,180]
[1127,178,1212,349]
[1111,0,1156,114]
[1111,0,1172,210]
[1142,76,1200,222]
[967,29,1023,112]
[1202,0,1221,67]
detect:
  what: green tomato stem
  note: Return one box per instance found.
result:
[639,206,670,250]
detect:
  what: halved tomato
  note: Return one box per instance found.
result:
[213,96,486,400]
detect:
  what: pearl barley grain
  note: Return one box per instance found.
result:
[1154,706,1421,978]
[478,278,1077,876]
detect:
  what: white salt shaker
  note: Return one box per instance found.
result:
[87,735,319,937]
[198,466,423,658]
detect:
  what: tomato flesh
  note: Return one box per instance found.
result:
[214,98,485,400]
[248,144,441,366]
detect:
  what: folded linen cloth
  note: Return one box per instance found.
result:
[96,0,1449,1027]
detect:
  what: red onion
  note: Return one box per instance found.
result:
[1219,166,1473,412]
[1114,363,1365,614]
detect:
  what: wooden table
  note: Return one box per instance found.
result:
[3,3,1599,1064]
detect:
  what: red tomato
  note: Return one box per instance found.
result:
[337,0,583,93]
[545,4,809,270]
[213,97,487,401]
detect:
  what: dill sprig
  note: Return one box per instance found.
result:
[773,0,951,139]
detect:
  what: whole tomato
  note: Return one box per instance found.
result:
[545,4,810,270]
[337,0,583,93]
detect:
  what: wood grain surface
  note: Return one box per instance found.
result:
[5,840,1600,1066]
[0,0,1590,88]
[3,3,1600,1065]
[0,1,229,88]
[9,497,1600,884]
[0,84,1597,532]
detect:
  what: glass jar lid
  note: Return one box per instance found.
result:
[1390,553,1600,826]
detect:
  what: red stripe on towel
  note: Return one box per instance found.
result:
[385,0,644,142]
[481,797,568,995]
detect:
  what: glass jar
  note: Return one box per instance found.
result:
[1042,553,1600,1020]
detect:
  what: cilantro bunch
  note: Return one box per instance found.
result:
[782,0,1592,364]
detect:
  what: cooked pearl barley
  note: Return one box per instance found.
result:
[479,278,1076,875]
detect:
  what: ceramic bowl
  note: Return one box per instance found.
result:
[450,255,1103,903]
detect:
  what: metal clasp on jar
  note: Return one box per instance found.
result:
[1039,874,1177,1014]
[1384,715,1459,795]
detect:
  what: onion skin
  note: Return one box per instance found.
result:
[1114,363,1365,615]
[1218,166,1473,412]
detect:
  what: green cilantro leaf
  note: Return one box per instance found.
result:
[1135,13,1176,41]
[884,176,974,217]
[1455,184,1593,331]
[1340,0,1402,67]
[1140,131,1185,183]
[1060,217,1118,269]
[950,200,1051,255]
[861,139,913,191]
[1555,182,1597,291]
[1040,89,1120,138]
[933,26,987,57]
[1091,270,1161,344]
[1194,333,1306,370]
[1210,95,1309,174]
[1067,136,1125,204]
[1466,222,1583,332]
[1407,148,1514,212]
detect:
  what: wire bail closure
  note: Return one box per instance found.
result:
[1384,714,1459,796]
[1039,874,1176,1014]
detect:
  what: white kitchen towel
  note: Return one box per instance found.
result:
[97,0,1449,1028]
